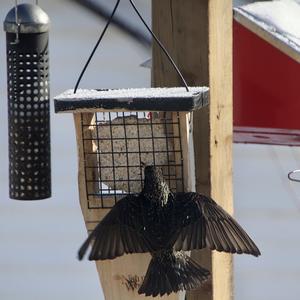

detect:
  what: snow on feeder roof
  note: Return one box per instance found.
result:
[234,0,300,63]
[54,87,209,113]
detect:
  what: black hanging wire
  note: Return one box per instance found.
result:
[74,0,189,93]
[69,0,151,47]
[128,0,189,92]
[74,0,121,93]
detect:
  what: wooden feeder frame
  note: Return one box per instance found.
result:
[54,87,209,300]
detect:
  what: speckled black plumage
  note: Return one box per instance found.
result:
[78,166,260,297]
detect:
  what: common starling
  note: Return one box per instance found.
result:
[78,166,260,297]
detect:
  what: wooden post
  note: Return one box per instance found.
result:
[152,1,233,300]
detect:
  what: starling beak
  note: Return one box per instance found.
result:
[78,165,260,296]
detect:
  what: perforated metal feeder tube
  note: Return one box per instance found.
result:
[4,3,51,200]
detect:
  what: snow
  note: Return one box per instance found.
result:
[55,87,207,101]
[239,0,300,49]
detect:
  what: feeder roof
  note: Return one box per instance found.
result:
[54,87,209,113]
[4,3,50,34]
[234,1,300,63]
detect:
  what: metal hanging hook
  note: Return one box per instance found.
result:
[288,169,300,182]
[10,0,42,45]
[11,0,20,45]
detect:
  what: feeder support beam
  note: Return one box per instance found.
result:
[152,1,233,300]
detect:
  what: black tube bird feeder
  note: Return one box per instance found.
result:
[4,2,51,200]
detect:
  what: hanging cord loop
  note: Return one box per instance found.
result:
[74,0,121,93]
[74,0,189,93]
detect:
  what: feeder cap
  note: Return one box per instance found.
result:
[4,3,50,34]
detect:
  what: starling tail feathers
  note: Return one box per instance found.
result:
[138,250,210,297]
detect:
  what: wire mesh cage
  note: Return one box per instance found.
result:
[55,87,209,211]
[81,111,184,209]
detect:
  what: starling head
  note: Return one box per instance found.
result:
[144,165,164,180]
[142,166,170,206]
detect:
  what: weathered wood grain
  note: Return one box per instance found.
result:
[152,1,233,300]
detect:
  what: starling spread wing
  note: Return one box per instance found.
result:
[78,194,151,260]
[172,193,261,256]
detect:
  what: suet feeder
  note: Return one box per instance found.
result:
[4,2,51,200]
[54,1,209,299]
